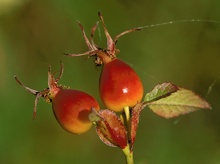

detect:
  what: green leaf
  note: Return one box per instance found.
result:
[146,87,211,118]
[144,82,179,102]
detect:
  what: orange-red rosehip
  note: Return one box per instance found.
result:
[15,63,99,134]
[99,57,143,112]
[52,89,100,134]
[66,13,143,112]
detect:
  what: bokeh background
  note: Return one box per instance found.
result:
[1,0,220,164]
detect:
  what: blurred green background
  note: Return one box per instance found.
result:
[1,0,220,163]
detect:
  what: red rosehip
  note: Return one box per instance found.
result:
[99,57,143,112]
[66,12,143,112]
[52,89,100,134]
[14,63,99,134]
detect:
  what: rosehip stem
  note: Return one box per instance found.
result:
[122,106,134,164]
[124,106,130,122]
[122,145,134,164]
[124,106,131,140]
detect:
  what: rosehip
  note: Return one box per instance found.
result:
[66,12,143,112]
[52,89,99,134]
[14,63,99,134]
[99,57,144,112]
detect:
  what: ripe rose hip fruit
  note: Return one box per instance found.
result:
[66,12,143,112]
[99,57,143,112]
[52,89,99,134]
[14,63,100,134]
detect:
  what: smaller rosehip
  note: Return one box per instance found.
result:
[14,62,99,134]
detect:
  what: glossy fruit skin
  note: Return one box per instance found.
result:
[52,89,100,134]
[99,58,144,112]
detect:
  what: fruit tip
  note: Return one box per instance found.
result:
[48,64,52,72]
[77,21,84,30]
[14,75,22,86]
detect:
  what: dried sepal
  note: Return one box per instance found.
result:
[96,117,118,148]
[14,63,64,119]
[95,109,128,149]
[65,12,141,65]
[130,102,145,151]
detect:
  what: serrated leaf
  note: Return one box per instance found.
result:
[144,82,179,102]
[146,88,211,118]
